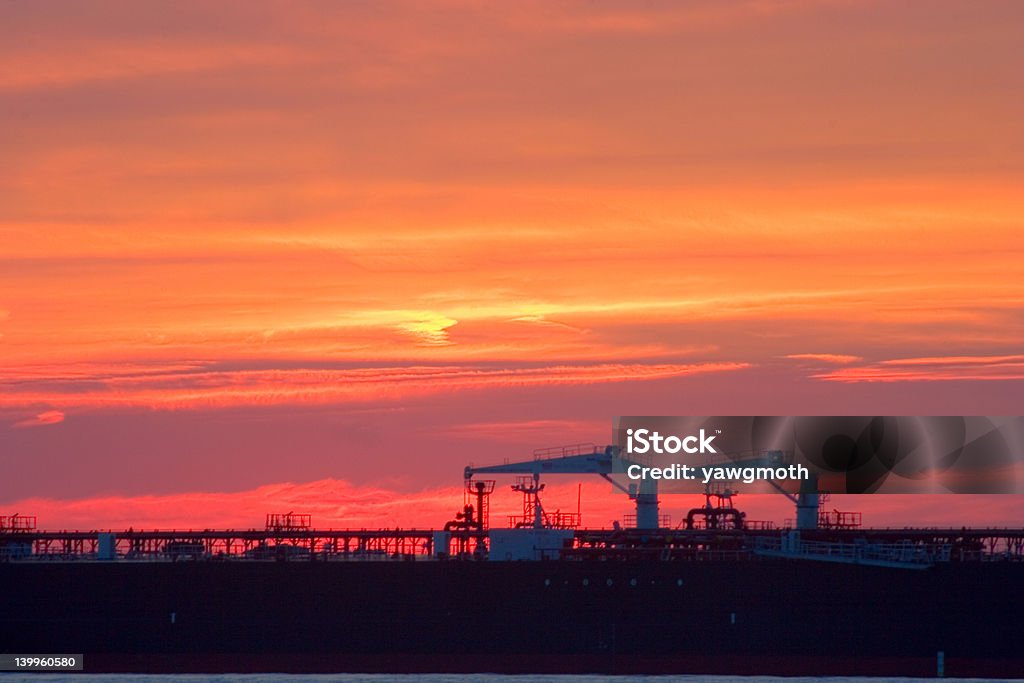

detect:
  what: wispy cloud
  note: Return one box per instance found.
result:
[880,354,1024,366]
[433,419,607,443]
[814,354,1024,382]
[395,313,458,347]
[784,353,862,364]
[0,40,309,91]
[11,410,65,429]
[0,361,751,411]
[502,0,852,37]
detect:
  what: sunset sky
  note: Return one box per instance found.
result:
[2,1,1022,530]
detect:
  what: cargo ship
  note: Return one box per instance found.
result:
[2,444,1023,677]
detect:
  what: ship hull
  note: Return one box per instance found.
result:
[2,559,1022,677]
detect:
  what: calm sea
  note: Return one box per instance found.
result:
[0,676,1017,682]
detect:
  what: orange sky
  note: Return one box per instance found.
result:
[1,1,1022,529]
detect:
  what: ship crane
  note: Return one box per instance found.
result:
[465,444,823,530]
[770,472,821,530]
[464,443,663,528]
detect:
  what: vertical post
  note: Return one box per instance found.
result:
[635,477,660,529]
[474,481,487,531]
[937,650,944,678]
[795,473,819,530]
[532,474,543,529]
[97,533,117,561]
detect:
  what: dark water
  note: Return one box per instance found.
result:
[0,676,1017,682]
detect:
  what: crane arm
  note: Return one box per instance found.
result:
[464,448,627,480]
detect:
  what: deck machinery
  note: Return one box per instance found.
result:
[464,442,823,530]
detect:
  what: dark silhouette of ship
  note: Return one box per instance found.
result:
[2,443,1022,677]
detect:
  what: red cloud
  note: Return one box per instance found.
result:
[6,477,1022,533]
[0,361,751,411]
[4,479,636,531]
[814,355,1024,382]
[784,353,862,364]
[12,410,65,429]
